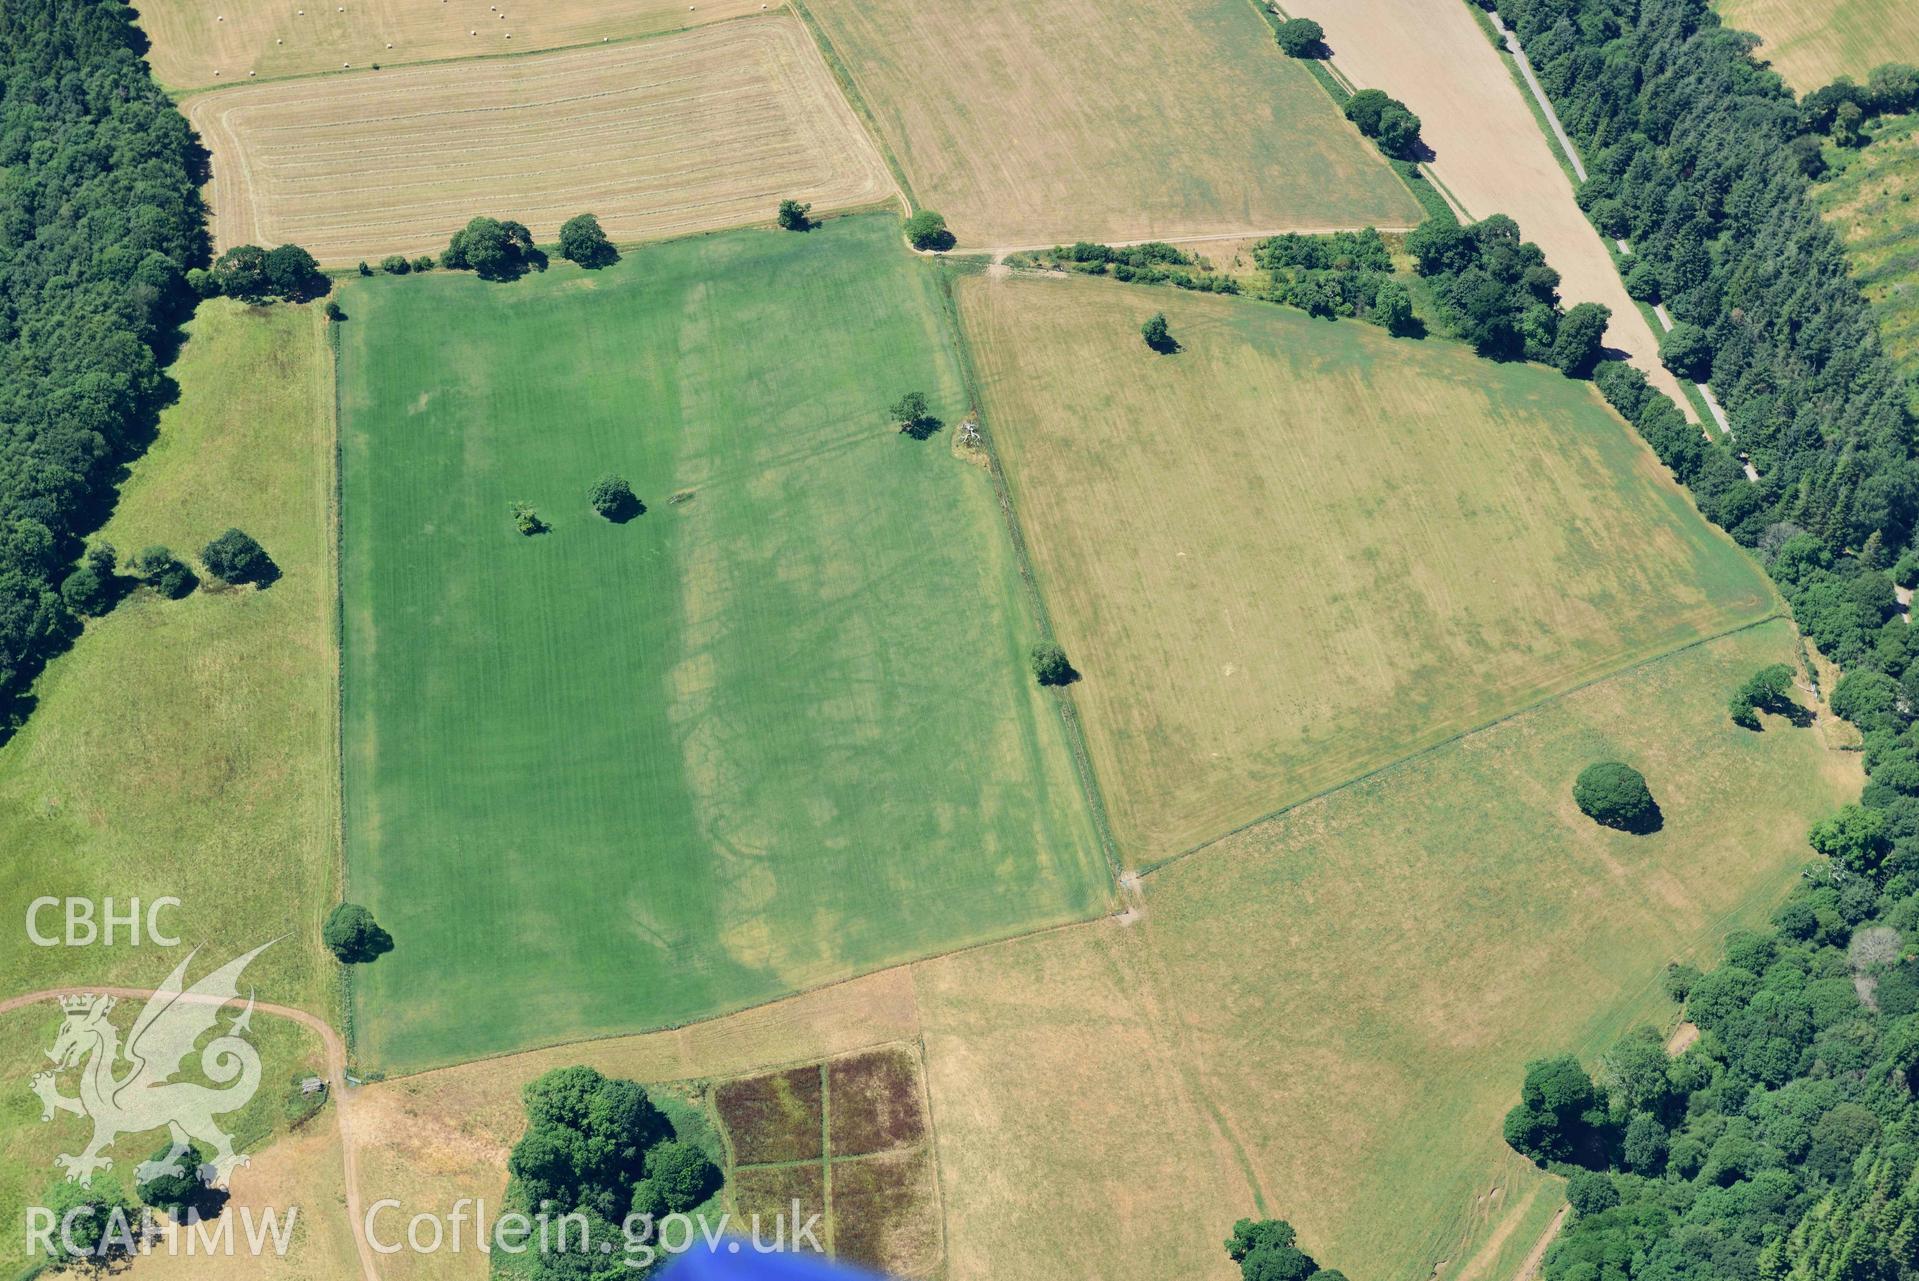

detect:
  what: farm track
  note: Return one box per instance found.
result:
[187,16,895,262]
[0,988,377,1281]
[1279,0,1695,414]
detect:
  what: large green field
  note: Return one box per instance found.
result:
[915,618,1861,1280]
[1815,112,1919,401]
[0,300,338,1272]
[1718,0,1919,89]
[339,215,1112,1072]
[801,0,1421,247]
[956,274,1778,861]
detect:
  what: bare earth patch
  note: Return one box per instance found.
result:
[187,17,895,263]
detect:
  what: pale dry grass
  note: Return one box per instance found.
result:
[1719,0,1919,90]
[1284,0,1693,412]
[136,0,767,92]
[801,0,1420,247]
[342,969,919,1281]
[916,621,1859,1281]
[187,16,895,263]
[125,1122,359,1281]
[958,273,1775,860]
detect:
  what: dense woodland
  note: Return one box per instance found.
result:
[1494,0,1919,1276]
[0,0,206,724]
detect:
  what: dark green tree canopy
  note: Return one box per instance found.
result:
[201,528,278,586]
[0,0,208,726]
[133,545,196,600]
[1141,311,1175,352]
[1273,17,1324,57]
[137,1139,229,1221]
[776,199,813,231]
[322,902,393,964]
[264,243,326,300]
[444,217,542,281]
[507,1064,718,1269]
[588,475,641,521]
[889,391,939,438]
[1224,1217,1345,1281]
[903,209,954,251]
[1658,321,1712,381]
[558,213,618,269]
[1572,761,1659,833]
[1030,642,1076,686]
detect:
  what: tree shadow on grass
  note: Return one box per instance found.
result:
[899,415,945,441]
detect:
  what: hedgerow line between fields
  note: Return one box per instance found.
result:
[1137,610,1788,877]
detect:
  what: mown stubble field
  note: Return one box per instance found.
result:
[188,17,895,263]
[134,0,766,92]
[1718,0,1919,90]
[801,0,1421,246]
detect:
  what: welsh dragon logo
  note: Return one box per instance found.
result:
[32,943,272,1188]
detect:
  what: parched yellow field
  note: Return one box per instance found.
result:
[250,623,1857,1281]
[801,0,1421,247]
[187,17,895,263]
[959,274,1776,860]
[917,620,1859,1280]
[136,0,766,93]
[1718,0,1919,90]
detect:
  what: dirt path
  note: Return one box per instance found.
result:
[1278,0,1695,416]
[0,987,379,1281]
[1512,1205,1568,1281]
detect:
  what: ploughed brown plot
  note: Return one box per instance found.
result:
[715,1045,943,1278]
[186,17,895,263]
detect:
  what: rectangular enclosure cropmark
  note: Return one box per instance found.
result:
[337,216,1111,1071]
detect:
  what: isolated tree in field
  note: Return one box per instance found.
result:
[1030,642,1076,686]
[1273,17,1323,56]
[138,1138,227,1221]
[1224,1218,1342,1281]
[588,474,641,521]
[201,527,278,586]
[133,545,195,599]
[1573,761,1659,832]
[510,501,549,535]
[1728,662,1795,729]
[213,244,270,299]
[903,209,954,251]
[264,243,324,300]
[1552,302,1611,377]
[558,213,617,268]
[1141,311,1175,352]
[323,902,393,964]
[1659,322,1713,381]
[776,199,813,231]
[444,216,540,281]
[889,391,935,438]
